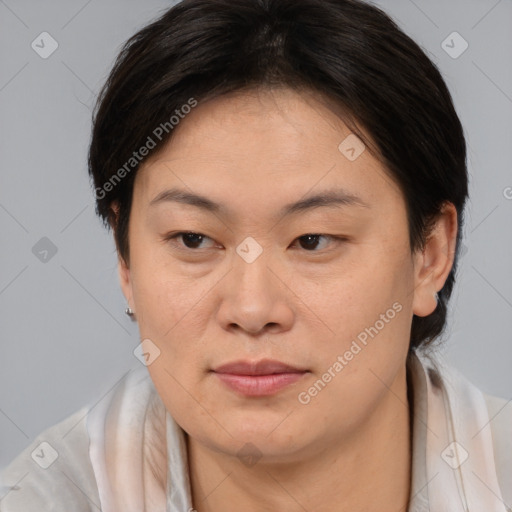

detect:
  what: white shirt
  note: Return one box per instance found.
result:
[1,349,511,511]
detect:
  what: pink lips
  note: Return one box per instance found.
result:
[212,359,308,397]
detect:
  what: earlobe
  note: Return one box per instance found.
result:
[412,202,458,317]
[117,242,136,320]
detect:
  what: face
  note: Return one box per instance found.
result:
[117,87,455,462]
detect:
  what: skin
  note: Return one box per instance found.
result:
[114,86,457,511]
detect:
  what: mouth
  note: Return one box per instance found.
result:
[211,359,309,397]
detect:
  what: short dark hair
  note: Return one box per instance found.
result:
[88,0,469,351]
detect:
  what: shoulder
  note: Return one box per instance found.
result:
[482,390,512,456]
[414,349,512,502]
[482,391,512,502]
[0,368,162,512]
[483,391,512,434]
[0,407,100,511]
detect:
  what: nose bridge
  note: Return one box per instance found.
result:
[216,237,292,334]
[232,237,276,302]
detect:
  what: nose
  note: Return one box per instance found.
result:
[215,247,295,336]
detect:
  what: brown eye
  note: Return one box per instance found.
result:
[181,233,207,249]
[165,232,214,250]
[295,234,336,251]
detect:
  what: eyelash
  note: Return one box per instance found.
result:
[163,231,346,253]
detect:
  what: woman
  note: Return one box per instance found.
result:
[1,0,510,510]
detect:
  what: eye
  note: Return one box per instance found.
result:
[292,234,342,251]
[163,232,345,253]
[164,231,216,250]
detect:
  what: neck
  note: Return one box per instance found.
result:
[187,366,412,512]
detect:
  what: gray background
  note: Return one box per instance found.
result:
[0,0,511,469]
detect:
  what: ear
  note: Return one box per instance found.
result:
[110,200,135,313]
[118,252,134,312]
[412,202,458,317]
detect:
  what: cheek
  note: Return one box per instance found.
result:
[130,257,214,376]
[300,255,412,388]
[301,259,402,338]
[147,361,219,445]
[130,245,208,337]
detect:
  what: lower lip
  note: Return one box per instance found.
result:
[214,372,307,396]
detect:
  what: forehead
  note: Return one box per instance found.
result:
[154,87,356,157]
[133,87,402,215]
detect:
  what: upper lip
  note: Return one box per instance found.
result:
[213,359,307,375]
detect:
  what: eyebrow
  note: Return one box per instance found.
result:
[149,186,370,218]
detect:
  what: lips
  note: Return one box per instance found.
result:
[212,359,308,396]
[213,359,307,375]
